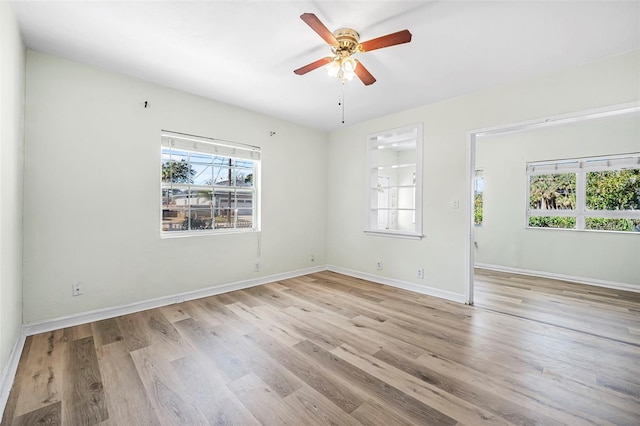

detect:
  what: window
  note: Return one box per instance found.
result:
[161,131,260,235]
[366,124,423,238]
[526,154,640,232]
[474,169,484,226]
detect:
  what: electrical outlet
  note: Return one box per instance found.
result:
[376,261,383,270]
[417,268,424,279]
[254,262,261,272]
[72,282,83,296]
[451,198,460,209]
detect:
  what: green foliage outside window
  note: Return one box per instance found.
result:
[528,166,640,232]
[585,218,640,232]
[474,193,483,226]
[586,169,640,210]
[529,216,575,229]
[529,173,576,210]
[162,159,194,183]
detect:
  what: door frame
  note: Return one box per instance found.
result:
[464,101,639,305]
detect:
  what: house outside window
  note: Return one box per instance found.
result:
[366,124,423,238]
[161,131,260,236]
[526,153,640,232]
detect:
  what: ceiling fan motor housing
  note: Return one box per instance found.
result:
[332,28,361,55]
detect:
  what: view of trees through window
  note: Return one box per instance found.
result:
[527,155,640,232]
[161,134,259,234]
[474,170,484,226]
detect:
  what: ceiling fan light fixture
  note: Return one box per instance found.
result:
[342,57,356,73]
[327,59,341,77]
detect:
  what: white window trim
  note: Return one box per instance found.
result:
[365,123,423,239]
[161,131,261,237]
[526,153,640,232]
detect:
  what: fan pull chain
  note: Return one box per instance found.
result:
[340,80,346,124]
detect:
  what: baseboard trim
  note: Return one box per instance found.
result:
[475,263,640,293]
[22,265,327,336]
[327,265,467,304]
[0,332,26,421]
[21,262,472,336]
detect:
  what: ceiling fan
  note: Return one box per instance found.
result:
[294,13,412,86]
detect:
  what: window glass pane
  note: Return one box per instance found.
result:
[189,209,213,230]
[190,189,213,207]
[162,188,189,207]
[236,160,255,187]
[474,170,484,226]
[213,157,233,186]
[189,152,213,186]
[529,173,576,210]
[585,218,640,232]
[397,187,414,209]
[586,169,640,210]
[528,216,576,229]
[162,208,188,232]
[162,159,193,183]
[161,148,188,163]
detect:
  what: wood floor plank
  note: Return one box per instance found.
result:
[129,346,209,425]
[10,401,61,426]
[283,384,364,426]
[173,317,250,383]
[12,332,66,418]
[331,343,511,426]
[350,399,417,426]
[211,326,304,398]
[91,318,124,347]
[0,337,32,425]
[227,373,300,426]
[246,329,365,414]
[114,312,151,352]
[141,309,194,361]
[4,270,639,425]
[226,302,304,347]
[294,339,457,425]
[171,353,260,425]
[63,336,108,425]
[95,341,160,425]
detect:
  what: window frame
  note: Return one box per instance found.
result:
[160,131,261,237]
[526,153,640,233]
[365,123,423,239]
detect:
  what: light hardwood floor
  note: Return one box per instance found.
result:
[2,270,639,425]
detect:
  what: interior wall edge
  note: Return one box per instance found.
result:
[475,263,640,294]
[0,332,26,421]
[327,264,467,304]
[21,264,327,336]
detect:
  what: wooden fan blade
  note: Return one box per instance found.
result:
[359,29,412,52]
[300,13,338,46]
[354,60,376,86]
[294,56,333,75]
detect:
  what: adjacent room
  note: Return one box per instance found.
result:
[1,1,639,424]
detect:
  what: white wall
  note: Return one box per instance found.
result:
[326,50,639,298]
[0,1,25,389]
[475,114,640,287]
[23,51,327,323]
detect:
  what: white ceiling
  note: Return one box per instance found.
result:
[11,1,640,131]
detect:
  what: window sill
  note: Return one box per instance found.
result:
[364,229,423,240]
[161,228,260,238]
[525,226,639,235]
